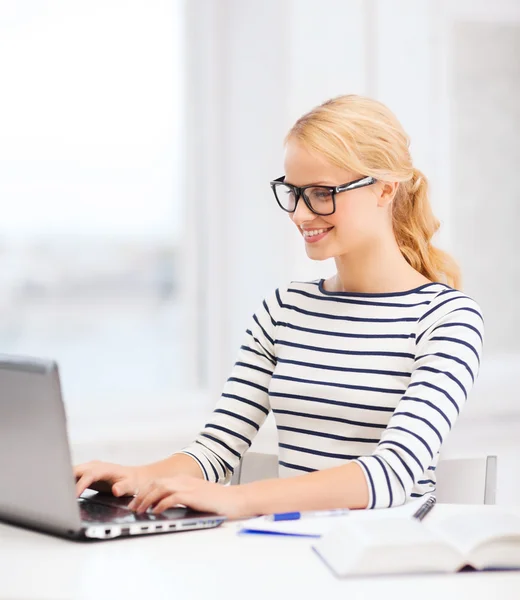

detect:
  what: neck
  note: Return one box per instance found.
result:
[331,232,428,294]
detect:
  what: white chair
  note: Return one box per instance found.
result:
[435,455,497,505]
[231,451,497,505]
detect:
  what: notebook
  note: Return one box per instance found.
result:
[313,509,520,576]
[238,514,350,538]
[237,499,426,538]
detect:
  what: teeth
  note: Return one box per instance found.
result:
[302,228,330,237]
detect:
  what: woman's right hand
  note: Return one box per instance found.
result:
[74,460,144,498]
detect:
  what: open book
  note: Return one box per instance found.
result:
[313,509,520,576]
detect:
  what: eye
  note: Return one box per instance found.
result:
[308,188,333,202]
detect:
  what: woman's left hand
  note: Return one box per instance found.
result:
[127,475,249,520]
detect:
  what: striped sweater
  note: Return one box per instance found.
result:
[180,279,484,508]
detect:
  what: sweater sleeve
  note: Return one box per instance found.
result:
[354,288,484,508]
[178,291,279,484]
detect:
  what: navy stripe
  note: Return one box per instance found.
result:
[200,433,241,459]
[252,313,274,346]
[429,336,480,364]
[221,393,269,415]
[240,345,268,360]
[414,352,475,382]
[392,411,443,443]
[212,452,231,477]
[410,491,435,498]
[372,455,393,508]
[400,396,452,428]
[194,440,234,475]
[416,365,467,398]
[245,330,276,363]
[279,460,316,473]
[280,301,417,323]
[378,439,423,474]
[288,287,431,308]
[386,425,434,459]
[420,321,483,344]
[235,361,273,376]
[275,339,414,359]
[262,299,278,327]
[272,408,387,429]
[417,479,436,485]
[208,460,219,481]
[435,288,453,298]
[309,280,442,298]
[277,425,379,444]
[360,462,377,509]
[227,377,269,394]
[408,380,460,414]
[428,466,436,471]
[214,409,260,431]
[276,357,411,378]
[277,320,415,340]
[279,442,358,460]
[183,451,209,480]
[272,374,406,396]
[449,306,484,322]
[381,457,407,494]
[419,295,466,323]
[377,444,416,483]
[204,424,252,447]
[269,391,395,413]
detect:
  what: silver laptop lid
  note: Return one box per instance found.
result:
[0,354,82,537]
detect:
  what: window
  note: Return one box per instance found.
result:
[0,1,188,432]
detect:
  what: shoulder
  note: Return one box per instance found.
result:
[416,283,484,339]
[261,279,322,315]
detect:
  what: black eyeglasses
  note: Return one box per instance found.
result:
[270,175,377,216]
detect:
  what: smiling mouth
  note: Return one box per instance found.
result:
[302,227,334,243]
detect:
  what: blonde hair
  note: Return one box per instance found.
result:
[287,95,461,289]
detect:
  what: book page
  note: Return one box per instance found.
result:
[432,511,520,557]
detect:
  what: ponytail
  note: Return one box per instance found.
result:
[393,168,461,289]
[289,95,461,289]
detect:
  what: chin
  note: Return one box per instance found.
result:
[305,247,335,261]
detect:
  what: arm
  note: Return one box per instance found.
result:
[130,289,484,517]
[235,289,484,514]
[172,295,279,483]
[75,293,279,497]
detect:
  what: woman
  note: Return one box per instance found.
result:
[75,95,483,518]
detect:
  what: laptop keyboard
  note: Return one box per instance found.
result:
[78,498,190,524]
[79,499,169,524]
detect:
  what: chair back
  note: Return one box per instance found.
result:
[232,451,498,505]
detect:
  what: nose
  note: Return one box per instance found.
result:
[291,195,316,227]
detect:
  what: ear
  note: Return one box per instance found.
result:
[376,182,399,208]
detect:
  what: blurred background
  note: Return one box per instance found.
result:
[0,0,519,502]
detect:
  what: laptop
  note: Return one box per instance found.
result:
[0,354,226,540]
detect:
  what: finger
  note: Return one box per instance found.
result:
[112,478,136,497]
[128,482,151,510]
[132,487,170,514]
[73,463,90,480]
[127,481,153,510]
[73,461,99,479]
[152,494,181,514]
[75,473,95,497]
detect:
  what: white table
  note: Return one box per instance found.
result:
[1,504,519,600]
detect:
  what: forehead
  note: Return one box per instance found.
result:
[283,139,355,185]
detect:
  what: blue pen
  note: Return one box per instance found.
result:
[266,508,349,522]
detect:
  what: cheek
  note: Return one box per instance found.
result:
[333,197,379,237]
